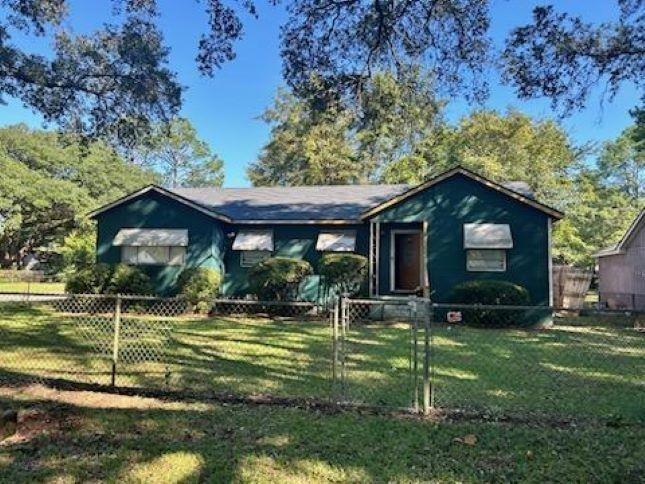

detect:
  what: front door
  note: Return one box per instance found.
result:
[393,231,422,292]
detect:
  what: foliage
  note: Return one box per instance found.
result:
[0,125,156,267]
[318,253,368,297]
[177,267,221,313]
[132,117,225,188]
[249,70,444,185]
[281,0,491,103]
[104,264,154,295]
[65,263,152,295]
[553,170,640,267]
[248,89,361,186]
[58,231,95,273]
[449,280,531,327]
[249,257,313,301]
[382,109,576,203]
[597,125,644,201]
[503,2,643,112]
[65,263,114,294]
[0,0,259,143]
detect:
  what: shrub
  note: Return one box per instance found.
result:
[177,267,221,313]
[319,253,368,297]
[65,263,153,295]
[105,264,154,295]
[449,280,530,327]
[249,257,313,301]
[65,263,113,294]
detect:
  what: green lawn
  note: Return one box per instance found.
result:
[0,385,643,482]
[0,303,643,422]
[0,281,65,294]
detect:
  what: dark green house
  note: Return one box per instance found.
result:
[89,167,563,306]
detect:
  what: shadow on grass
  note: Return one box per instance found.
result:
[0,390,644,483]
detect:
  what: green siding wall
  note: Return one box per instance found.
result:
[95,192,225,295]
[94,174,553,310]
[372,175,551,305]
[221,224,369,301]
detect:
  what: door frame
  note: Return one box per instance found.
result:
[390,228,424,293]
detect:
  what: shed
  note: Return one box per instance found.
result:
[594,209,645,310]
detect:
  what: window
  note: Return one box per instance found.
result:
[240,250,270,268]
[466,249,506,272]
[114,228,188,266]
[316,231,357,252]
[121,246,186,266]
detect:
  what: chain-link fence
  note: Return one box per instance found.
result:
[0,294,182,388]
[0,293,643,422]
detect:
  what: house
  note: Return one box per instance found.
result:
[89,166,562,309]
[594,209,645,310]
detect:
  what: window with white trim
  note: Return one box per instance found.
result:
[240,250,271,268]
[466,249,506,272]
[121,246,186,266]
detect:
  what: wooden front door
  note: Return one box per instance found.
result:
[393,231,422,291]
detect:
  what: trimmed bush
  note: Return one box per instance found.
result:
[177,267,221,313]
[449,280,530,327]
[319,253,368,297]
[65,263,153,295]
[105,264,154,295]
[249,257,313,301]
[65,263,113,294]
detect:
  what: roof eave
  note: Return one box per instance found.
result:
[87,185,233,223]
[359,166,565,221]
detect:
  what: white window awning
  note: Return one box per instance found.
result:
[232,230,274,251]
[113,228,188,247]
[464,223,513,249]
[316,231,357,252]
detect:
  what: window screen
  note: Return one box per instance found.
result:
[121,246,186,266]
[466,249,506,272]
[240,251,270,268]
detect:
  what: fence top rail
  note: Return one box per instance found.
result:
[342,297,416,306]
[212,298,315,307]
[0,291,184,301]
[431,302,552,311]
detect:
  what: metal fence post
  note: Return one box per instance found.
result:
[111,294,122,387]
[332,298,340,394]
[411,298,419,414]
[423,299,431,415]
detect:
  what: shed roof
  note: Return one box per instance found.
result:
[594,209,645,258]
[89,166,561,223]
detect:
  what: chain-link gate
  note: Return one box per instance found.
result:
[332,297,431,412]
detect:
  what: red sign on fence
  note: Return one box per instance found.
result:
[447,311,462,323]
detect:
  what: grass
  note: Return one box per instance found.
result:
[0,281,65,294]
[0,303,643,422]
[0,384,643,483]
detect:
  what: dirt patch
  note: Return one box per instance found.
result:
[0,406,78,447]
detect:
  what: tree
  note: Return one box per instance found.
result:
[355,68,444,178]
[249,69,444,185]
[134,118,224,188]
[248,89,361,186]
[382,109,577,203]
[0,124,156,267]
[553,170,639,266]
[0,0,257,144]
[281,0,492,102]
[503,2,644,112]
[597,125,644,201]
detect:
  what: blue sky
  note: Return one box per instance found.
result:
[0,0,640,187]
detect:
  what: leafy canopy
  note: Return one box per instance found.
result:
[0,124,156,267]
[130,117,224,188]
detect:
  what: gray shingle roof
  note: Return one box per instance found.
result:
[173,184,409,221]
[173,180,534,222]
